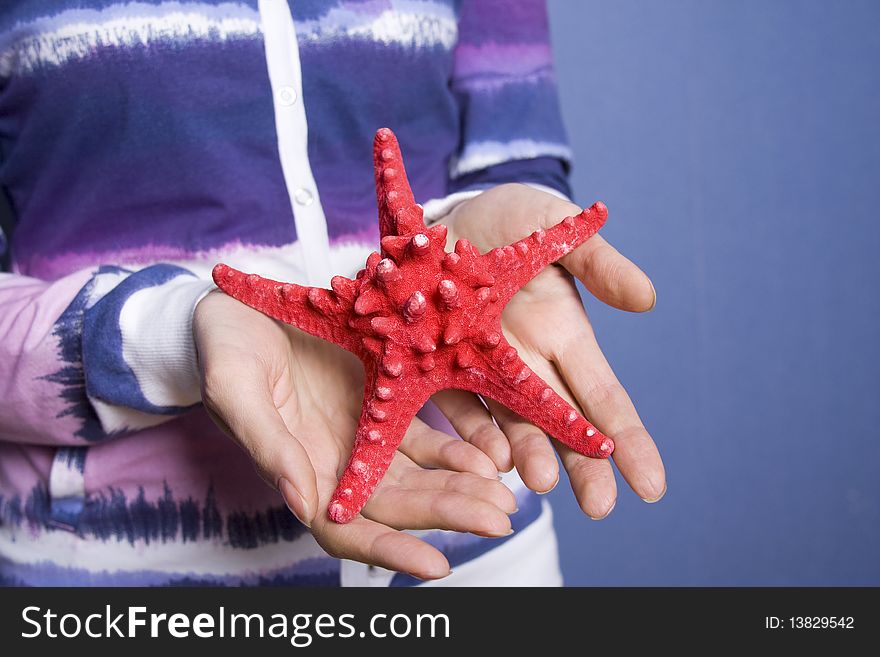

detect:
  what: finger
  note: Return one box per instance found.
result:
[203,368,319,525]
[398,417,498,479]
[312,514,450,580]
[483,399,559,494]
[365,454,515,533]
[482,315,619,517]
[365,480,513,536]
[560,232,656,313]
[394,467,518,514]
[522,191,655,311]
[554,321,666,502]
[431,389,513,472]
[555,441,619,519]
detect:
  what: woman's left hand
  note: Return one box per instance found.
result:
[433,184,666,519]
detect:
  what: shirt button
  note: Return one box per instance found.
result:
[294,188,314,206]
[277,86,297,106]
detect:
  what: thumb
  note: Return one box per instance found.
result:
[532,196,655,313]
[456,186,656,313]
[204,373,319,528]
[560,231,656,313]
[245,399,319,529]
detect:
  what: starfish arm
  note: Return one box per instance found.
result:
[482,202,609,306]
[455,338,614,458]
[212,264,358,352]
[373,127,427,239]
[327,363,431,523]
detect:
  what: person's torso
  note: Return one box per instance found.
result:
[0,0,460,279]
[0,0,545,587]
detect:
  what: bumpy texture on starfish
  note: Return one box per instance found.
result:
[213,128,614,523]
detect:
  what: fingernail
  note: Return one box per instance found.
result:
[512,506,520,514]
[477,527,514,538]
[642,483,667,504]
[415,566,452,581]
[536,474,560,495]
[646,279,657,312]
[279,476,312,528]
[589,499,616,521]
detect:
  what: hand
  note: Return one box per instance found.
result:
[433,184,666,519]
[193,291,516,580]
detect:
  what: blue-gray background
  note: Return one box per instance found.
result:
[545,0,879,585]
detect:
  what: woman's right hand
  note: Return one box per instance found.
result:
[193,290,516,580]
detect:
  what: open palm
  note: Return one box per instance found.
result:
[435,184,666,518]
[193,291,515,580]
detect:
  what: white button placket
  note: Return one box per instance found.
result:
[258,0,332,287]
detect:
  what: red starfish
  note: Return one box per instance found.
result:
[213,128,614,523]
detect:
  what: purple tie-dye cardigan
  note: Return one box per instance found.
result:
[0,0,572,586]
